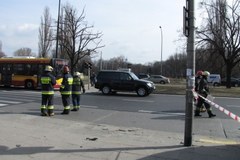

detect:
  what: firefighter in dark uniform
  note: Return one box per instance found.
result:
[40,65,56,116]
[194,70,206,112]
[71,72,85,111]
[195,71,216,118]
[195,70,203,91]
[60,65,73,115]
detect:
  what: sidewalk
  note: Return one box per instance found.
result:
[0,111,239,160]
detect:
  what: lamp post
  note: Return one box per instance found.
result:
[55,0,61,58]
[159,26,163,75]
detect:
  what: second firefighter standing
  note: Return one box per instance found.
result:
[71,72,85,111]
[60,65,73,115]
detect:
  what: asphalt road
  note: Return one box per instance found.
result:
[0,88,239,140]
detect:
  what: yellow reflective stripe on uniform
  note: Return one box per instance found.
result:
[42,91,54,95]
[41,105,46,109]
[72,91,81,94]
[64,106,71,110]
[47,105,54,110]
[41,77,51,84]
[68,78,73,85]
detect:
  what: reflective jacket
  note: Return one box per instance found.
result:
[72,76,85,95]
[40,72,56,95]
[60,72,73,95]
[198,76,209,97]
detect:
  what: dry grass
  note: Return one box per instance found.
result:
[154,78,240,97]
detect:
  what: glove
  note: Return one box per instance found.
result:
[83,88,85,94]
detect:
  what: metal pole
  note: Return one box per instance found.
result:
[55,0,61,58]
[159,26,163,75]
[184,0,195,146]
[100,52,103,71]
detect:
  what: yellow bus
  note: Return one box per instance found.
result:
[0,57,68,89]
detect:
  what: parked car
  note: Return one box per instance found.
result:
[207,74,221,86]
[221,77,240,87]
[144,75,170,84]
[137,73,150,79]
[95,70,155,96]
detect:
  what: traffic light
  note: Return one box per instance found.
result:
[183,0,189,37]
[83,61,92,69]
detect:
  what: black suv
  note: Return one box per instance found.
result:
[95,70,155,96]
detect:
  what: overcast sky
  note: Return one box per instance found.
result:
[0,0,193,64]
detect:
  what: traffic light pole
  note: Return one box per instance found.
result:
[184,0,195,146]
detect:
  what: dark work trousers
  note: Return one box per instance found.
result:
[42,94,54,107]
[72,94,81,107]
[61,95,71,108]
[196,96,211,110]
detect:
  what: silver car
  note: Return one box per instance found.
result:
[144,75,170,84]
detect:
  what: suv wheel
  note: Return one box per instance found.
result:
[102,86,111,95]
[136,87,147,97]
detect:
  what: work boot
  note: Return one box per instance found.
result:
[48,109,54,116]
[41,109,48,116]
[71,106,79,111]
[194,110,202,117]
[71,108,78,111]
[208,110,216,118]
[61,110,70,115]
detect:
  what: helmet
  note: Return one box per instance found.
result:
[63,65,70,73]
[45,65,53,72]
[196,70,203,76]
[74,72,81,77]
[202,71,210,76]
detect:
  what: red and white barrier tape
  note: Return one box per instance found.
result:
[193,90,240,123]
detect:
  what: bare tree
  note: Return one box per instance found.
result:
[14,48,34,56]
[197,0,240,88]
[58,4,104,73]
[0,40,5,57]
[38,7,53,58]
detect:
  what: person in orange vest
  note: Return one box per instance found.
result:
[40,65,56,116]
[71,72,85,111]
[60,65,73,115]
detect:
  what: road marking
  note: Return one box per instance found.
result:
[0,104,8,107]
[81,105,98,109]
[138,110,154,113]
[0,100,21,104]
[122,99,154,103]
[138,110,185,116]
[227,105,240,108]
[198,138,239,145]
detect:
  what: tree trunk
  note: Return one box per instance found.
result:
[226,62,232,88]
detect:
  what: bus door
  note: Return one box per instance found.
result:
[1,64,12,86]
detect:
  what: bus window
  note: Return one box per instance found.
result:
[13,64,25,75]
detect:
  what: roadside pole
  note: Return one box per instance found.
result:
[184,0,195,146]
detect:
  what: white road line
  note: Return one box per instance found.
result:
[0,100,21,104]
[0,98,34,102]
[138,110,185,116]
[138,110,154,113]
[81,105,98,109]
[122,99,154,103]
[0,104,8,107]
[227,105,240,108]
